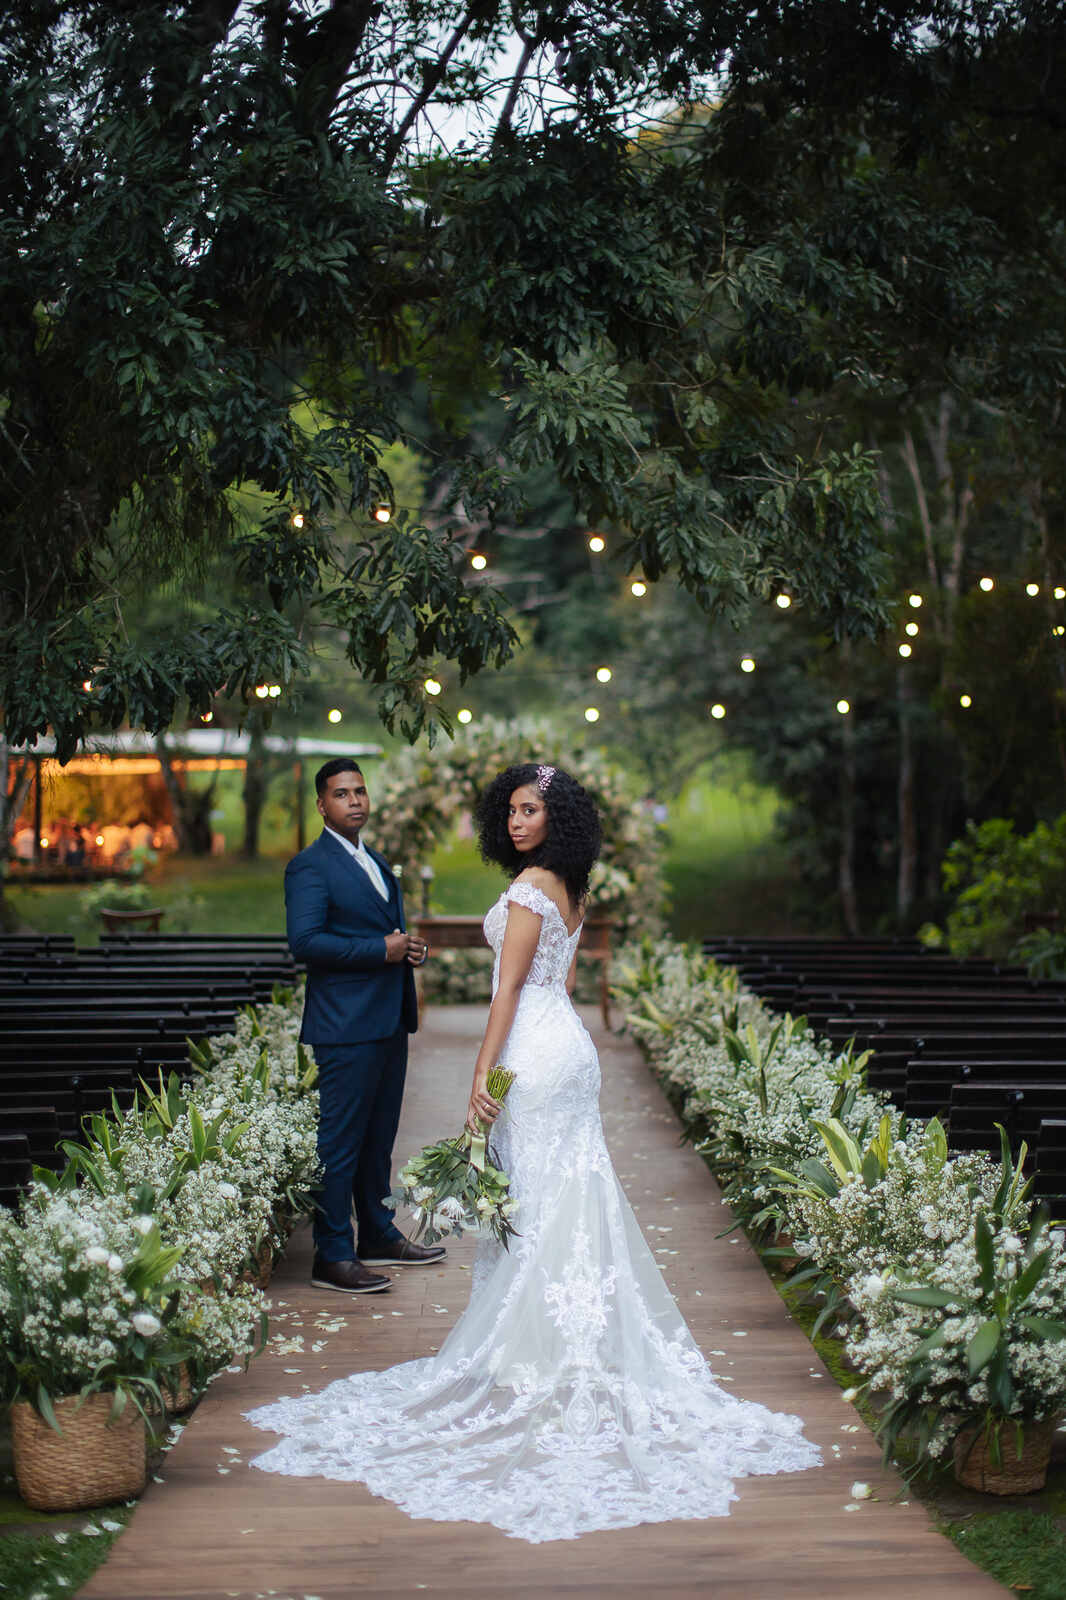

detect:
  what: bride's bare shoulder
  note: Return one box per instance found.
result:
[513,866,563,894]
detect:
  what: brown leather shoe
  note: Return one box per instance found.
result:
[359,1237,447,1267]
[311,1256,391,1294]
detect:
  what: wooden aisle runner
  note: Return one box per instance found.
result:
[81,1006,1003,1600]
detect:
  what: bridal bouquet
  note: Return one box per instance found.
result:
[388,1067,519,1249]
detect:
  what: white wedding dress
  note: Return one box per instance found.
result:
[246,882,820,1541]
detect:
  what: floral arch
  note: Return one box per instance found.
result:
[370,717,667,938]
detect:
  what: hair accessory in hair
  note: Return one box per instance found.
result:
[536,764,556,793]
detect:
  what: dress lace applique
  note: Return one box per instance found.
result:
[246,886,821,1542]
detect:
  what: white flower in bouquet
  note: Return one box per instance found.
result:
[84,1246,109,1267]
[131,1312,161,1337]
[390,1066,520,1248]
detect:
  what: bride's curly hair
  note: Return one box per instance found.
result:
[474,763,602,906]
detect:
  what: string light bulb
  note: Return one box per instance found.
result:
[1026,583,1040,597]
[373,504,392,523]
[584,707,600,723]
[1055,625,1066,638]
[201,711,213,724]
[1056,587,1066,600]
[95,834,104,846]
[775,593,792,609]
[254,684,269,699]
[836,700,851,715]
[959,694,972,708]
[905,622,919,637]
[898,643,912,658]
[327,708,342,724]
[424,678,442,696]
[908,594,922,609]
[291,511,305,530]
[630,580,647,597]
[588,534,606,553]
[457,708,472,724]
[740,656,756,673]
[469,553,487,571]
[710,703,726,720]
[596,666,612,683]
[268,684,281,698]
[979,577,994,592]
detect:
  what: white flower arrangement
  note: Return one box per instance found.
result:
[1,988,316,1428]
[616,935,1066,1470]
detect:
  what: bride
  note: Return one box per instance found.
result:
[247,762,821,1542]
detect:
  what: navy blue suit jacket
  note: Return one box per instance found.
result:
[285,830,418,1045]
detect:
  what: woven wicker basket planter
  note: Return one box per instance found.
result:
[242,1239,273,1290]
[165,1362,197,1416]
[11,1393,147,1511]
[953,1415,1060,1495]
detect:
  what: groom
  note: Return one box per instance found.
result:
[285,757,445,1293]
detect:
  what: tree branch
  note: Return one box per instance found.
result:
[383,0,487,173]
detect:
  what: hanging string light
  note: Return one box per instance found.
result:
[836,699,850,714]
[588,534,606,553]
[328,708,342,723]
[373,504,392,524]
[595,666,612,683]
[1056,587,1066,601]
[291,511,305,530]
[469,552,487,571]
[979,577,994,592]
[710,703,726,720]
[739,656,755,673]
[630,580,647,597]
[898,643,912,658]
[959,694,972,708]
[424,678,442,696]
[1026,583,1040,596]
[254,684,269,699]
[905,622,919,637]
[457,708,473,724]
[775,594,792,609]
[584,707,600,723]
[908,594,923,609]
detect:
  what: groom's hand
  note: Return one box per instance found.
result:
[385,929,427,965]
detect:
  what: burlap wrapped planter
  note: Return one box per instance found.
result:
[11,1393,147,1510]
[953,1415,1060,1495]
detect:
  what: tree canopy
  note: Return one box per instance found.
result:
[3,0,1065,771]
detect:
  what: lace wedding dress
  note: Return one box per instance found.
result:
[246,882,821,1541]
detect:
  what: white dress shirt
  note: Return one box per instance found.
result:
[324,825,390,900]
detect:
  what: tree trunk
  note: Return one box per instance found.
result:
[242,717,266,860]
[0,742,35,920]
[155,737,214,854]
[838,668,861,936]
[896,665,918,926]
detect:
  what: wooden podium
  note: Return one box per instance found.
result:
[413,913,613,1027]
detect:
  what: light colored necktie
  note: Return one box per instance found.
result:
[354,841,390,900]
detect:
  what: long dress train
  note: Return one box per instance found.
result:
[246,881,821,1542]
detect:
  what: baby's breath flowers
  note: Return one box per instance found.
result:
[390,1067,519,1248]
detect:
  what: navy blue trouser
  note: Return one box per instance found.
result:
[312,1030,408,1262]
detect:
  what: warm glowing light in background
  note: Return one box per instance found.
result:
[1056,587,1066,600]
[740,656,755,673]
[905,622,919,636]
[424,678,442,696]
[254,684,269,698]
[898,643,913,658]
[328,708,342,723]
[775,594,792,609]
[908,594,922,608]
[291,511,305,529]
[596,666,612,683]
[457,708,472,724]
[201,711,213,723]
[979,577,994,592]
[588,535,606,553]
[1026,583,1040,596]
[470,553,487,571]
[959,694,972,708]
[836,700,850,715]
[630,580,647,597]
[373,505,391,523]
[584,707,600,723]
[710,703,726,720]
